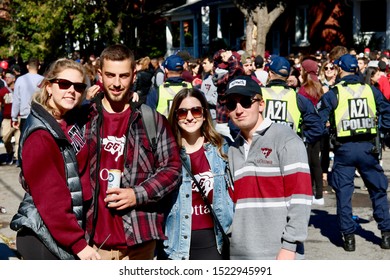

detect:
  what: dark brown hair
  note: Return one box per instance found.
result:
[99,44,135,70]
[167,88,227,159]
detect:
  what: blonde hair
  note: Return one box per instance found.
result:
[137,56,151,71]
[33,58,86,112]
[318,60,337,85]
[328,46,348,62]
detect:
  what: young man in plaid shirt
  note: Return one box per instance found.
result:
[86,44,181,259]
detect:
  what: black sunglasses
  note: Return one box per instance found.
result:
[226,96,261,111]
[324,66,335,71]
[50,78,87,93]
[176,106,203,120]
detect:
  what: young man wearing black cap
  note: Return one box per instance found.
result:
[11,64,21,80]
[225,75,312,260]
[146,54,192,117]
[253,55,268,86]
[320,53,390,251]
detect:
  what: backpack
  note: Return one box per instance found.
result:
[152,67,164,89]
[89,98,158,245]
[140,104,157,153]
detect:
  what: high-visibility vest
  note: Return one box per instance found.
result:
[262,86,301,132]
[156,81,192,117]
[334,82,377,137]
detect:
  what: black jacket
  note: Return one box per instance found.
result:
[10,102,83,260]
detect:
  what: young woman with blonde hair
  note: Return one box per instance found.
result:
[319,60,338,93]
[133,56,153,104]
[318,60,337,188]
[11,58,100,260]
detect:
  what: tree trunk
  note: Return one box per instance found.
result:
[235,2,286,57]
[255,9,271,57]
[254,4,286,57]
[245,17,254,55]
[114,18,123,43]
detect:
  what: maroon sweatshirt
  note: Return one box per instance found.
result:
[21,120,91,255]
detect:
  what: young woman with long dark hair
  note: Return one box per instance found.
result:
[299,59,325,205]
[163,88,234,260]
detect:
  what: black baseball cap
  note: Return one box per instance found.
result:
[254,55,264,68]
[225,76,261,97]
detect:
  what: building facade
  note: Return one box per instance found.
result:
[163,0,390,57]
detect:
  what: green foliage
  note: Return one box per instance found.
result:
[0,0,117,61]
[0,0,182,62]
[1,0,68,61]
[146,46,165,59]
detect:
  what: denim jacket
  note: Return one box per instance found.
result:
[163,142,234,260]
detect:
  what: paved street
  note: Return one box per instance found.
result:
[1,144,390,260]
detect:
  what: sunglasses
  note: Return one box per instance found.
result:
[225,96,261,111]
[324,66,335,71]
[50,78,87,93]
[176,106,203,120]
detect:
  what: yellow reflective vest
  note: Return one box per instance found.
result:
[334,83,377,137]
[262,86,301,132]
[156,81,192,117]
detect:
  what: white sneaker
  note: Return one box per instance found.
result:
[355,170,361,178]
[312,197,324,205]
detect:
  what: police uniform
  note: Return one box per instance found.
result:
[146,76,192,117]
[321,73,390,249]
[262,79,324,144]
[156,80,192,117]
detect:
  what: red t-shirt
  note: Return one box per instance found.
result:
[0,87,12,118]
[189,146,214,230]
[378,75,390,100]
[59,120,92,202]
[93,107,131,249]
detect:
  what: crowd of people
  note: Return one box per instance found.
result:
[1,43,390,260]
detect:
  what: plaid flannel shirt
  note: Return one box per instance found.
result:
[86,103,181,246]
[213,50,244,123]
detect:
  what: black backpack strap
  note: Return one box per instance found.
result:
[89,92,104,246]
[140,104,157,153]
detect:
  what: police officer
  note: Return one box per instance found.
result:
[146,54,192,117]
[262,56,325,194]
[262,56,324,140]
[320,54,390,251]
